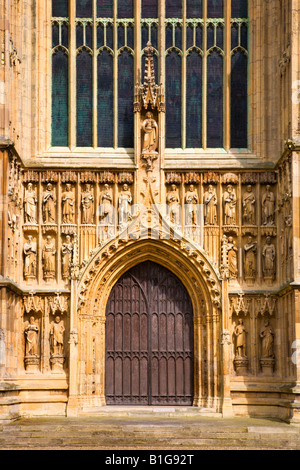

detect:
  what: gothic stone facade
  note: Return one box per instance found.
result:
[0,0,300,421]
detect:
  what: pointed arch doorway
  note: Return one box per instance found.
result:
[105,261,194,405]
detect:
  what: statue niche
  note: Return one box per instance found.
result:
[134,41,164,173]
[141,111,158,171]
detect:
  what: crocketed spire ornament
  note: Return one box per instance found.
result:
[134,42,165,113]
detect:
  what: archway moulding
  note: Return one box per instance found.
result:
[76,234,222,322]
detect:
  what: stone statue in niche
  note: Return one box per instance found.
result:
[100,184,114,225]
[42,183,56,223]
[262,185,275,226]
[50,316,65,356]
[242,185,256,225]
[244,236,257,282]
[167,184,180,225]
[260,319,275,359]
[24,316,39,357]
[50,315,65,371]
[42,235,56,281]
[141,112,158,154]
[24,183,37,224]
[234,319,247,358]
[62,184,75,224]
[203,185,217,225]
[118,184,132,226]
[262,236,276,281]
[81,184,94,224]
[223,185,237,225]
[24,235,37,280]
[61,235,73,281]
[227,236,238,279]
[185,185,198,225]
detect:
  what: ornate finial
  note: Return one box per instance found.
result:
[134,42,165,113]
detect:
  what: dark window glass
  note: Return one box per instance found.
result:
[142,25,158,49]
[118,0,133,18]
[52,23,59,48]
[166,0,182,18]
[76,0,93,17]
[61,23,69,48]
[166,25,173,49]
[187,0,202,18]
[207,0,223,18]
[127,25,134,49]
[77,50,93,146]
[52,0,68,17]
[231,51,248,148]
[86,24,93,49]
[52,50,69,146]
[240,24,248,49]
[97,0,113,17]
[142,0,158,18]
[98,51,114,147]
[207,51,223,147]
[186,51,202,148]
[76,24,84,48]
[231,0,248,18]
[118,51,134,147]
[166,51,182,148]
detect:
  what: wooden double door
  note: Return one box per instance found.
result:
[105,261,194,405]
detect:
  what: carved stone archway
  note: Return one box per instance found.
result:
[67,230,225,415]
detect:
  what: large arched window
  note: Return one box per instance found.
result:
[51,0,248,150]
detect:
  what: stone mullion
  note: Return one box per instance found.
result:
[158,0,166,204]
[47,0,53,150]
[182,0,186,150]
[134,0,141,171]
[202,0,207,150]
[113,0,118,149]
[92,0,97,148]
[224,0,231,151]
[69,0,76,149]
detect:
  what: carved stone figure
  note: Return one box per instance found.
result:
[141,112,158,153]
[42,183,56,223]
[260,319,275,359]
[24,183,37,224]
[81,184,94,224]
[242,185,256,225]
[262,236,276,281]
[223,185,237,225]
[24,316,39,357]
[227,236,238,278]
[118,184,132,226]
[262,185,275,225]
[42,235,56,280]
[244,236,257,281]
[62,184,75,224]
[234,319,247,358]
[50,316,65,356]
[100,184,114,225]
[167,184,180,225]
[203,185,217,225]
[61,235,73,280]
[185,185,198,225]
[24,235,37,280]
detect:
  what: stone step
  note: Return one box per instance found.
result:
[1,416,300,449]
[79,406,223,418]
